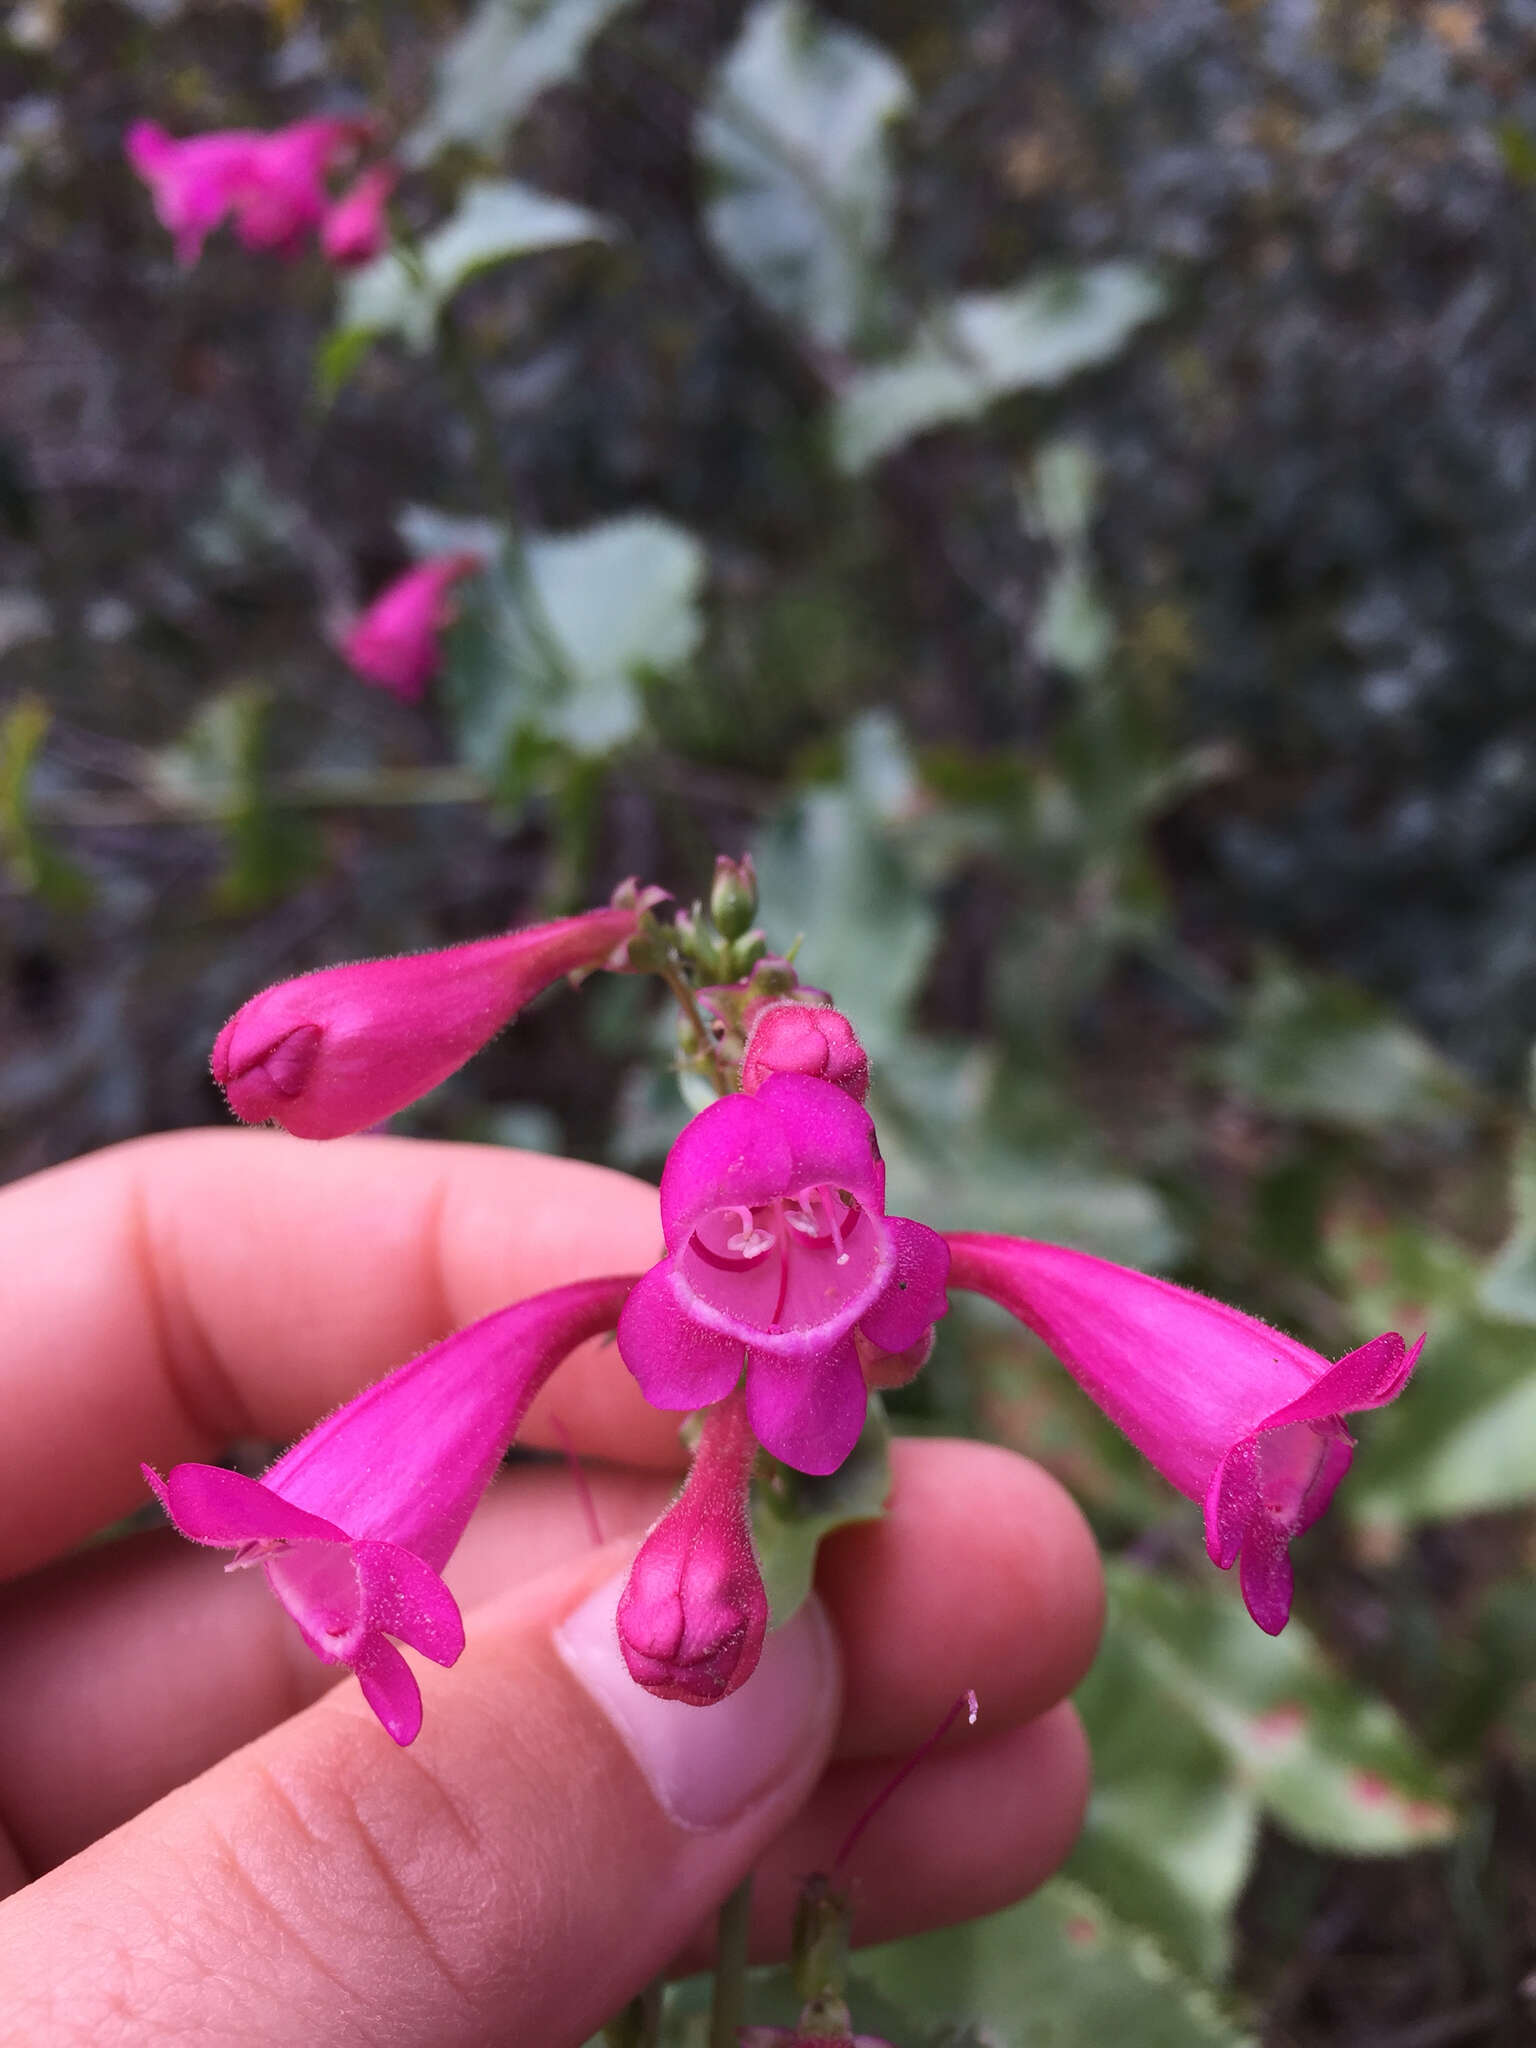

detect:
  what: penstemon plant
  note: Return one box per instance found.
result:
[150,853,1424,1751]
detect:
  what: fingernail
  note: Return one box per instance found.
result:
[555,1571,839,1832]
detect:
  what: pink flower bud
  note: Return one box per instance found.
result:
[617,1391,768,1705]
[342,553,483,703]
[321,162,396,267]
[740,1001,870,1104]
[212,904,642,1139]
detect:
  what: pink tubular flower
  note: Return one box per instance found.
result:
[126,116,365,264]
[126,120,260,265]
[212,902,643,1138]
[232,117,364,254]
[342,553,484,703]
[945,1234,1422,1634]
[618,1389,767,1704]
[741,1001,870,1104]
[617,1073,950,1476]
[147,1275,635,1744]
[321,162,396,267]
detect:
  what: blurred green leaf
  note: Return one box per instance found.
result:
[1215,956,1475,1135]
[752,1394,890,1626]
[1326,1208,1536,1525]
[151,685,317,911]
[405,0,640,165]
[752,714,937,1057]
[330,179,612,365]
[404,509,705,783]
[872,1037,1181,1269]
[697,0,911,351]
[1104,1565,1457,1856]
[1071,1599,1259,1980]
[832,265,1166,472]
[0,695,90,909]
[851,1880,1253,2047]
[1477,1125,1536,1323]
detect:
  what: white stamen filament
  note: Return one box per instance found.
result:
[725,1205,774,1259]
[822,1187,849,1265]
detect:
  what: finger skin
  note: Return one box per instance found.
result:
[0,1549,841,2048]
[0,1130,677,1577]
[0,1441,1101,1876]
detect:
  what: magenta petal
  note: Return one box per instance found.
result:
[755,1071,887,1212]
[352,1540,465,1667]
[617,1263,744,1410]
[148,1463,344,1548]
[658,1093,793,1248]
[1259,1332,1424,1433]
[745,1334,867,1476]
[857,1218,950,1353]
[353,1633,424,1746]
[1238,1518,1295,1636]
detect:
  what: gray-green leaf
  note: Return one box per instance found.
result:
[697,0,912,351]
[832,264,1166,472]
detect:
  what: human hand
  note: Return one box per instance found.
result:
[0,1131,1102,2046]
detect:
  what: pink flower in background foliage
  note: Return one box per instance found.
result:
[125,121,260,264]
[126,117,367,264]
[342,553,484,702]
[148,1275,636,1744]
[945,1234,1422,1633]
[617,1388,767,1704]
[617,1073,949,1475]
[740,1001,870,1104]
[212,899,644,1138]
[321,162,396,266]
[232,117,367,253]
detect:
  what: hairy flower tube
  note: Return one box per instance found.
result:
[342,552,483,702]
[147,1275,635,1744]
[126,117,365,264]
[617,1389,767,1705]
[740,1001,870,1104]
[212,901,643,1138]
[320,163,396,266]
[945,1234,1422,1633]
[617,1073,950,1475]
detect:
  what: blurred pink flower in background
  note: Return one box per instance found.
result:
[126,115,371,264]
[342,552,484,702]
[321,162,396,266]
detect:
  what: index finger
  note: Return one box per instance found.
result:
[0,1128,677,1578]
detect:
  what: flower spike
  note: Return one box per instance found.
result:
[212,901,643,1138]
[944,1234,1422,1634]
[148,1274,636,1744]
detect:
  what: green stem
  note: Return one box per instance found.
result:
[435,307,574,692]
[708,1873,754,2048]
[602,1975,664,2048]
[661,956,731,1096]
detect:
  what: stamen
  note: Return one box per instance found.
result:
[725,1204,774,1259]
[822,1187,849,1266]
[784,1193,821,1236]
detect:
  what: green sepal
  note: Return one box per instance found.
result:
[752,1392,891,1629]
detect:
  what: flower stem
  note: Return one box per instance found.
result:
[661,957,732,1096]
[602,1975,664,2048]
[708,1873,754,2048]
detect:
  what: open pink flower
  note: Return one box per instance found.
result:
[321,162,396,267]
[342,553,483,703]
[148,1275,634,1743]
[212,902,643,1139]
[617,1073,949,1475]
[945,1234,1422,1633]
[617,1389,767,1704]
